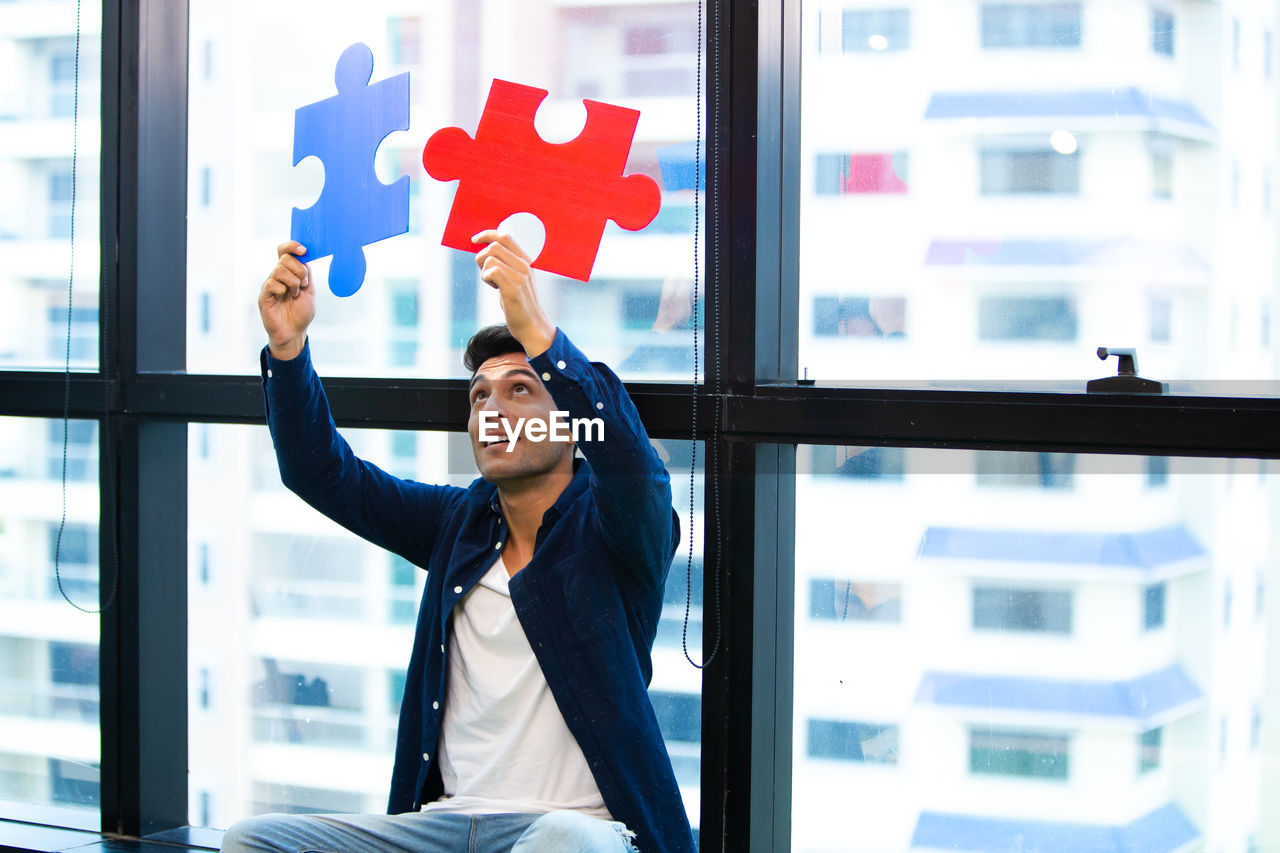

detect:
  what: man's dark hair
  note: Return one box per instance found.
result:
[464,324,526,374]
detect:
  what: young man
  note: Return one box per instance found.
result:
[221,233,695,853]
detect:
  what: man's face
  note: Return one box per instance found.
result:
[466,352,573,485]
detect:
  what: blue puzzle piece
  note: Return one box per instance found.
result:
[292,42,409,297]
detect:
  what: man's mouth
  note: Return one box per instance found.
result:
[482,437,511,450]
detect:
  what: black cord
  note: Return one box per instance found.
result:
[54,0,116,615]
[683,0,722,670]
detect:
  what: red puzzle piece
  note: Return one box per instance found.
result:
[422,79,661,282]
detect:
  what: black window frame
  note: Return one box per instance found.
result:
[0,2,1279,852]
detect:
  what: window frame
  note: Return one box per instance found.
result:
[0,1,1279,852]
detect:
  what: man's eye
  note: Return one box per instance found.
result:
[471,390,487,404]
[513,383,528,394]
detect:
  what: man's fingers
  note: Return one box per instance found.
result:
[276,240,307,258]
[278,254,309,283]
[471,230,532,264]
[261,279,288,301]
[479,257,520,289]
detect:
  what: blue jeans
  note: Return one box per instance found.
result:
[220,809,640,853]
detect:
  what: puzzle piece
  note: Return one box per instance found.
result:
[422,79,661,282]
[291,42,409,297]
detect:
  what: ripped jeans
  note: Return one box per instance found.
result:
[220,809,640,853]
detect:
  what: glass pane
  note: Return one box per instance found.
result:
[187,2,703,381]
[795,445,1276,852]
[189,424,701,837]
[800,2,1280,394]
[0,2,102,371]
[0,416,100,824]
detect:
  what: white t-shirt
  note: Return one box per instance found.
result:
[422,556,612,818]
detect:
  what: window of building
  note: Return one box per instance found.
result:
[1225,579,1234,628]
[980,148,1079,195]
[969,728,1069,779]
[841,9,910,52]
[973,587,1072,634]
[48,167,74,239]
[813,295,907,337]
[812,444,906,479]
[1232,157,1241,209]
[978,295,1078,342]
[1233,19,1242,70]
[1139,727,1162,773]
[810,580,902,622]
[808,719,899,764]
[1266,30,1274,79]
[1149,294,1173,343]
[48,46,78,118]
[975,451,1075,488]
[1252,706,1262,751]
[1152,9,1174,56]
[1145,455,1170,488]
[815,152,909,195]
[1221,717,1230,764]
[1258,572,1266,619]
[981,3,1081,49]
[1144,582,1166,630]
[1152,147,1174,199]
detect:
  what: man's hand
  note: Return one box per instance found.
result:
[258,241,317,361]
[473,230,556,358]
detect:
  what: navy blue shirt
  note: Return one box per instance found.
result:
[260,329,695,853]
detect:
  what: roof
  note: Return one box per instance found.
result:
[924,87,1212,132]
[914,665,1204,726]
[918,525,1207,571]
[912,804,1199,853]
[924,239,1211,270]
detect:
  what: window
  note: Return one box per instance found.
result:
[841,9,910,52]
[1233,19,1242,70]
[1144,583,1166,630]
[0,417,100,819]
[969,729,1069,779]
[1252,706,1262,751]
[1151,9,1174,57]
[814,152,909,194]
[1225,579,1234,628]
[187,1,702,381]
[973,587,1072,634]
[980,148,1079,195]
[1139,727,1162,773]
[810,580,902,622]
[981,4,1081,49]
[808,719,899,763]
[188,424,703,828]
[978,296,1078,342]
[1266,30,1274,80]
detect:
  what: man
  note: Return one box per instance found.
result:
[222,233,695,852]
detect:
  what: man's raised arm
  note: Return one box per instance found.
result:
[258,242,462,568]
[472,232,679,591]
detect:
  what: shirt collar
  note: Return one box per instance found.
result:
[482,457,589,519]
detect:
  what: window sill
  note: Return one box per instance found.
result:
[0,821,222,853]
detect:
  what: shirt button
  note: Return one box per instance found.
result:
[541,372,551,381]
[453,585,463,594]
[557,360,566,369]
[596,402,604,410]
[494,542,502,550]
[266,369,273,378]
[433,701,440,710]
[422,752,430,762]
[440,644,445,653]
